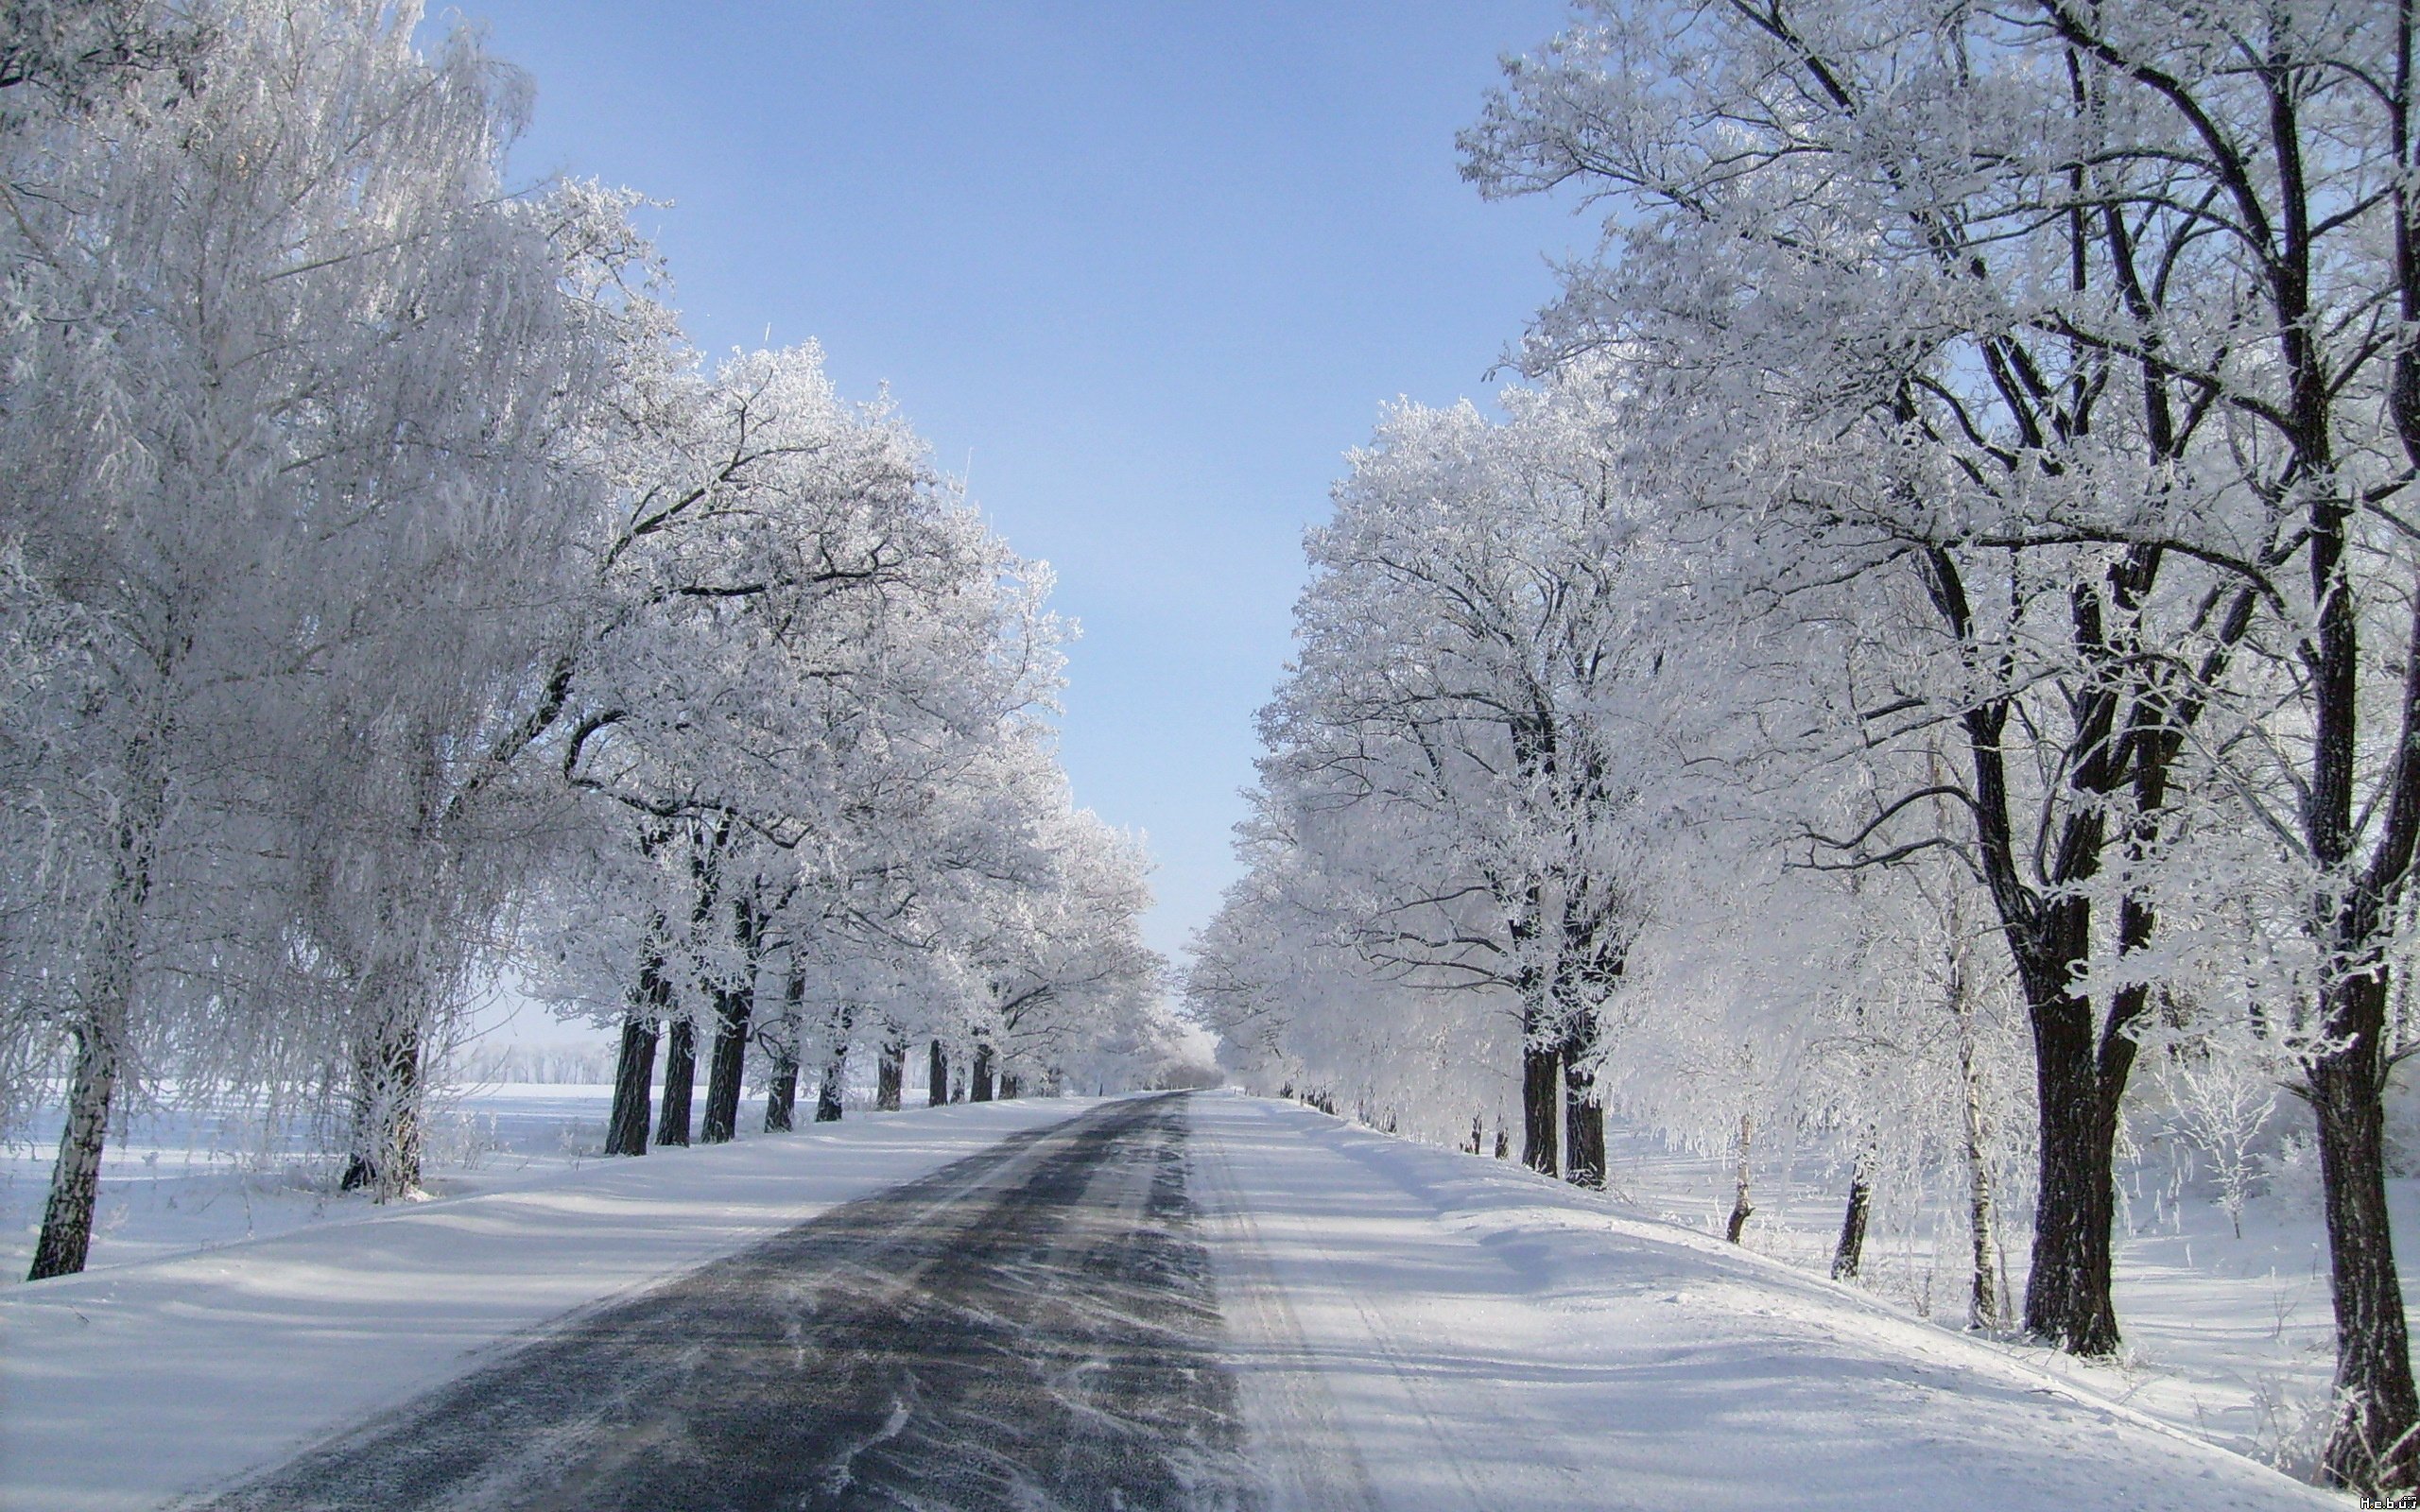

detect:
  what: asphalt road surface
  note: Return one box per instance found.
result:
[197,1092,1254,1512]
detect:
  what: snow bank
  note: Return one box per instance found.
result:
[1,1097,1095,1512]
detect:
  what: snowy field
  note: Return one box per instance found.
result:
[1583,1119,2406,1480]
[0,1082,639,1281]
[2,1087,2350,1509]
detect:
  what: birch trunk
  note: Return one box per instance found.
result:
[27,753,157,1280]
[1830,1143,1873,1281]
[1725,1112,1754,1245]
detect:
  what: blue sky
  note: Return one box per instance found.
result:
[451,2,1582,961]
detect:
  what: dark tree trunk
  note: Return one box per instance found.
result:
[763,967,804,1133]
[763,1057,798,1133]
[998,1074,1019,1099]
[656,1019,695,1146]
[606,1014,660,1157]
[2310,30,2420,1486]
[1512,881,1558,1177]
[2311,973,2420,1492]
[1520,1040,1559,1177]
[1562,1040,1605,1190]
[1552,910,1622,1192]
[608,923,675,1157]
[340,1013,424,1200]
[927,1040,948,1107]
[2293,415,2420,1489]
[700,899,764,1144]
[1927,542,2166,1360]
[2018,982,2127,1354]
[658,818,729,1151]
[700,993,752,1144]
[875,1040,904,1111]
[1831,1150,1873,1281]
[970,1042,995,1102]
[815,1003,852,1122]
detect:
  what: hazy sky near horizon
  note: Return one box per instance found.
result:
[445,1,1585,964]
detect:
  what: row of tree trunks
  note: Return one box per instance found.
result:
[606,978,1016,1162]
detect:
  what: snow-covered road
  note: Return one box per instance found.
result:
[0,1097,1094,1512]
[4,1091,2339,1509]
[192,1094,1245,1510]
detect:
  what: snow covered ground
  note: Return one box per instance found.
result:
[0,1093,1094,1512]
[1584,1119,2401,1479]
[0,1083,635,1280]
[0,1088,2354,1509]
[1191,1092,2331,1511]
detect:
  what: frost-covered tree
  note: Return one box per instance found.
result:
[0,0,1155,1292]
[518,331,1173,1145]
[1194,388,1702,1174]
[0,0,204,126]
[1463,0,2420,1485]
[0,0,603,1264]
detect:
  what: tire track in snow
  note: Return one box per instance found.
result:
[1189,1104,1380,1512]
[1190,1093,1603,1512]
